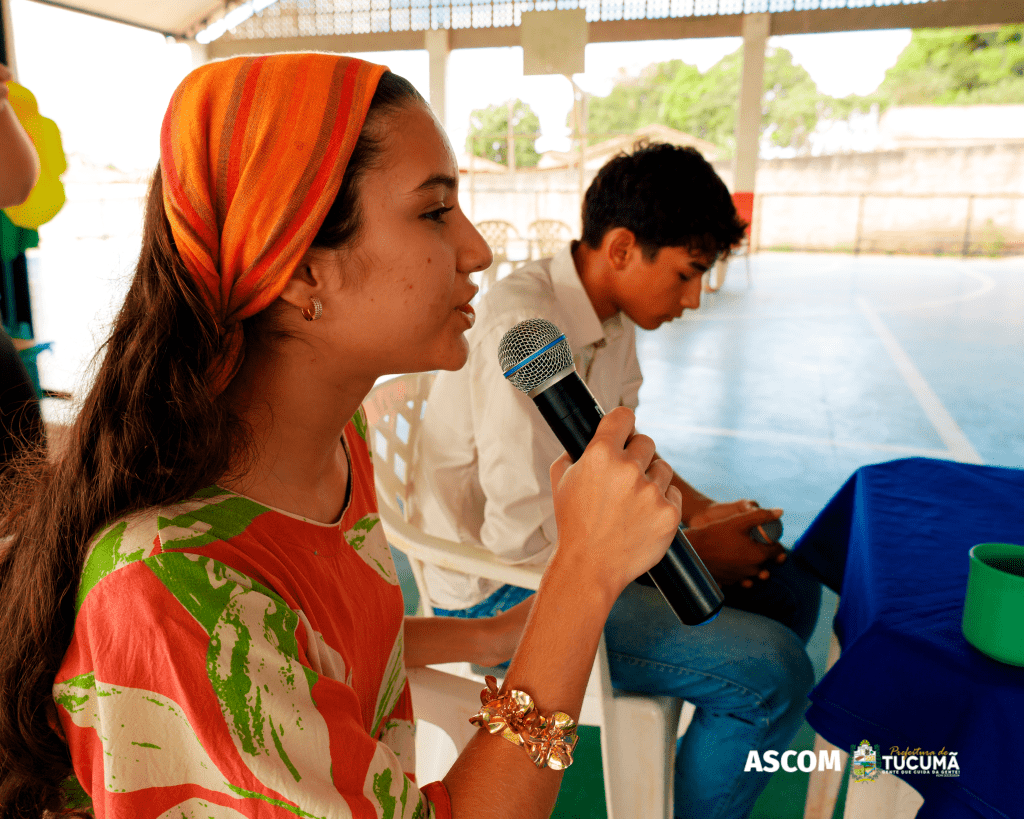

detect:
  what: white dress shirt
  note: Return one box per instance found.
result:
[409,246,643,609]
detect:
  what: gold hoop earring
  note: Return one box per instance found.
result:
[301,296,323,322]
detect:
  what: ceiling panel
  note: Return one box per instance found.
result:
[30,0,225,37]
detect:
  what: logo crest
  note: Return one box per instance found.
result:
[851,739,880,782]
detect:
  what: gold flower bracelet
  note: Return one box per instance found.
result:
[468,675,579,770]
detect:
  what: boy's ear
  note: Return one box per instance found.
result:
[605,228,638,271]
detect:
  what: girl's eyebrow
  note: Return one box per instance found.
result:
[414,173,458,193]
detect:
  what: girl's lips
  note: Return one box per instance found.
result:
[456,303,476,327]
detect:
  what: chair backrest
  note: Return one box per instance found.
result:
[364,371,435,522]
[473,220,524,294]
[365,372,544,616]
[474,219,519,255]
[527,219,572,259]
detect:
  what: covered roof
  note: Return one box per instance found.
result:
[27,0,1024,44]
[28,0,223,36]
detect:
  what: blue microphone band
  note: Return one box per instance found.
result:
[502,335,567,380]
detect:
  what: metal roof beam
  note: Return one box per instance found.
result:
[208,0,1024,59]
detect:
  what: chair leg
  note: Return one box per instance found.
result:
[803,736,847,819]
[704,258,727,292]
[602,693,683,819]
[804,631,845,819]
[843,770,923,819]
[415,719,459,785]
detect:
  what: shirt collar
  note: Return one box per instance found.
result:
[549,244,607,350]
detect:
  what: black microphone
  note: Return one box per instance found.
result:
[498,318,725,626]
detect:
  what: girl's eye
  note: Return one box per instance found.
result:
[423,206,454,223]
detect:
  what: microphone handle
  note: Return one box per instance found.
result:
[533,374,725,626]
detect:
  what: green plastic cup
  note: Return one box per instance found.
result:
[961,542,1024,667]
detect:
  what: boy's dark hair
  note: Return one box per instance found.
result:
[580,141,748,261]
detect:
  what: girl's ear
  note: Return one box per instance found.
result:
[279,249,327,310]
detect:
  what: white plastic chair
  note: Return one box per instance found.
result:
[473,219,526,293]
[704,241,752,293]
[365,371,689,819]
[527,218,573,260]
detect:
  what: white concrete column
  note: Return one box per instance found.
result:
[187,39,209,68]
[1,0,19,78]
[424,28,451,131]
[733,12,769,244]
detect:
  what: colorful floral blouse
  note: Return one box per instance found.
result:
[54,410,450,818]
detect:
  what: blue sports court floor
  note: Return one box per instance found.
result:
[629,250,1022,817]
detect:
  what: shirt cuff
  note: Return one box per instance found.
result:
[422,780,452,819]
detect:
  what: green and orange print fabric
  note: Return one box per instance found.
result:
[54,412,449,818]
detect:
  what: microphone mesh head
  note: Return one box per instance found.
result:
[498,318,574,394]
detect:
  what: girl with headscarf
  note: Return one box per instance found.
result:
[0,54,682,819]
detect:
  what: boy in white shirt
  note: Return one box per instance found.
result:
[410,143,821,819]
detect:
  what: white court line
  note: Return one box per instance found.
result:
[638,420,954,460]
[883,267,996,313]
[856,297,983,465]
[686,269,996,322]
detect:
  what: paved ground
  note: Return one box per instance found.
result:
[637,250,1024,680]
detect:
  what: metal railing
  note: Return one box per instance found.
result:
[753,191,1023,256]
[47,179,1023,259]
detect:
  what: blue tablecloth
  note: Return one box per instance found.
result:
[793,458,1024,819]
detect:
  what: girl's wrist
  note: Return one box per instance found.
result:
[542,544,620,619]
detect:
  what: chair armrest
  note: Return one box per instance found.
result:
[407,665,485,753]
[377,499,543,592]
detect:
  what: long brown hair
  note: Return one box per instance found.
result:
[0,70,423,819]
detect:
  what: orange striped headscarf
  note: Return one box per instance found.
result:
[160,54,387,394]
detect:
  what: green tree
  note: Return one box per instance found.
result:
[584,60,694,141]
[657,51,742,153]
[466,100,541,168]
[585,48,855,157]
[876,25,1024,105]
[576,25,1024,160]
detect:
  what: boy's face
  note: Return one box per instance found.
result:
[612,245,714,331]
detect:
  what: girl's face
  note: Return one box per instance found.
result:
[319,102,491,378]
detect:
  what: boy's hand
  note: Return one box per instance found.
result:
[685,506,786,587]
[474,597,536,667]
[689,498,761,527]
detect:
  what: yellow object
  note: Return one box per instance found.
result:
[3,82,67,229]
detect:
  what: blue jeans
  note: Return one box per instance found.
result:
[434,556,821,819]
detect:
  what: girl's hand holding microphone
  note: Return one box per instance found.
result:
[447,407,683,819]
[548,406,683,601]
